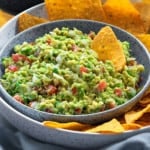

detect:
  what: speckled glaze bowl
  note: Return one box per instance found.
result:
[1,19,150,124]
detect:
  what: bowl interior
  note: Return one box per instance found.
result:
[0,20,150,124]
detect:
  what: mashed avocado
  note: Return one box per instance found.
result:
[1,27,144,115]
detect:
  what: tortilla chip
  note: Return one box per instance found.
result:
[143,0,150,3]
[44,0,106,21]
[85,119,125,133]
[103,0,145,33]
[122,123,142,130]
[18,13,48,32]
[135,113,150,126]
[0,10,13,27]
[91,26,126,71]
[135,34,150,52]
[139,96,150,107]
[143,87,150,97]
[43,121,92,131]
[125,104,150,123]
[134,2,150,33]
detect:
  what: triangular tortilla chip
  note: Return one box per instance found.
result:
[122,123,142,130]
[135,34,150,52]
[134,2,150,33]
[85,119,125,133]
[143,0,150,3]
[18,13,48,32]
[125,104,150,123]
[45,0,106,21]
[0,10,13,27]
[103,0,145,33]
[91,26,126,71]
[43,121,92,131]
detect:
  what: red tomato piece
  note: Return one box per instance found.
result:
[12,54,31,63]
[47,85,57,95]
[72,87,77,95]
[74,108,82,115]
[106,101,116,109]
[97,81,107,92]
[8,65,18,72]
[80,66,88,74]
[13,95,24,103]
[46,39,51,45]
[114,88,122,97]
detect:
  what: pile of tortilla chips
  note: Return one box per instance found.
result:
[18,0,150,52]
[43,90,150,133]
[16,0,150,133]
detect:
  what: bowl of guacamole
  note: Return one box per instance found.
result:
[0,20,150,124]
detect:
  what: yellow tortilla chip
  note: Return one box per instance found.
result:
[103,0,145,33]
[143,87,150,97]
[134,2,150,33]
[91,26,126,71]
[85,119,125,133]
[135,113,150,126]
[18,13,48,32]
[143,0,150,3]
[43,121,92,131]
[135,34,150,52]
[0,10,13,27]
[139,96,150,106]
[45,0,106,21]
[122,123,142,130]
[125,104,150,123]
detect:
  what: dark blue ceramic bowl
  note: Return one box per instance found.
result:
[0,20,150,124]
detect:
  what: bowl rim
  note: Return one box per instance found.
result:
[0,19,150,122]
[1,96,150,135]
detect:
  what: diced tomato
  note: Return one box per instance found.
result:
[80,66,88,74]
[46,39,51,45]
[100,105,105,111]
[74,108,82,115]
[114,88,122,97]
[45,108,54,113]
[13,95,24,103]
[72,87,77,95]
[106,101,116,109]
[8,65,18,72]
[47,85,57,95]
[71,44,78,51]
[97,81,107,92]
[12,54,24,62]
[12,54,31,63]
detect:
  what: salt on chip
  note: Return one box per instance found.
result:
[44,0,106,21]
[103,0,145,33]
[91,26,126,71]
[122,123,142,130]
[18,13,48,32]
[135,34,150,52]
[134,2,150,33]
[85,119,125,133]
[125,104,150,123]
[43,121,92,131]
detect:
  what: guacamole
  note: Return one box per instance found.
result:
[0,27,144,115]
